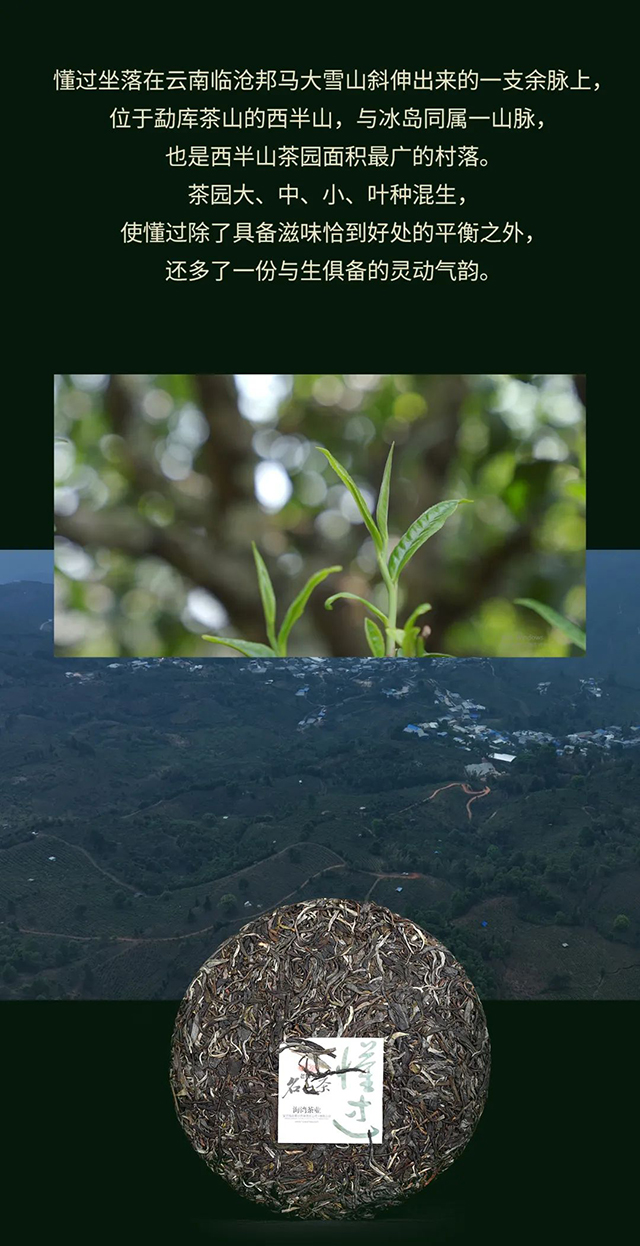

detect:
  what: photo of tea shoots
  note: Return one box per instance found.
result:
[54,375,585,659]
[202,543,342,657]
[319,444,471,657]
[203,443,471,658]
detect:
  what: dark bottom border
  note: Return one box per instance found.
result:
[6,1000,634,1244]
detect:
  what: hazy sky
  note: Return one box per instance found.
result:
[0,550,53,583]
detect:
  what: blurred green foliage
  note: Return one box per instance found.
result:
[54,373,585,657]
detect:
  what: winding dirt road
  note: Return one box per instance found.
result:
[397,781,492,822]
[13,776,491,948]
[364,871,423,901]
[428,781,491,820]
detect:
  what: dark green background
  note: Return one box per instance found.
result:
[4,35,632,1246]
[6,1001,633,1244]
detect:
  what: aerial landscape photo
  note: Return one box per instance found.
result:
[0,550,637,1002]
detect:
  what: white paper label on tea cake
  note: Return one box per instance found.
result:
[277,1037,384,1144]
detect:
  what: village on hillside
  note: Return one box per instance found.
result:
[399,678,640,769]
[61,655,640,763]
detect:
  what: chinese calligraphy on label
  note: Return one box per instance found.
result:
[277,1037,383,1144]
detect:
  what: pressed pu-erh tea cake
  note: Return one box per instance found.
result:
[170,898,491,1219]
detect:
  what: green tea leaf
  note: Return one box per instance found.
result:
[252,542,277,651]
[385,627,406,650]
[401,625,420,657]
[325,592,388,626]
[403,602,432,630]
[364,617,385,656]
[388,499,471,582]
[514,599,586,650]
[318,447,382,550]
[277,565,342,655]
[421,652,454,658]
[202,636,276,657]
[375,443,394,552]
